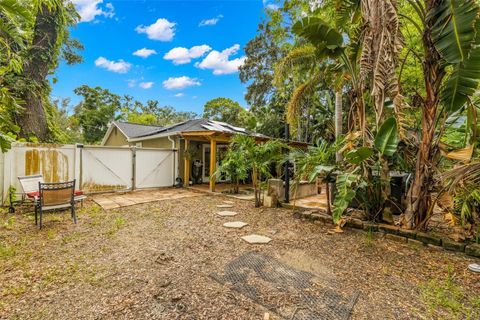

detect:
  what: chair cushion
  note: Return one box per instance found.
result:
[26,190,84,199]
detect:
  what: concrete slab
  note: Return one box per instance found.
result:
[217,211,238,217]
[241,234,272,244]
[223,221,248,229]
[92,188,203,210]
[217,204,234,208]
[223,201,234,204]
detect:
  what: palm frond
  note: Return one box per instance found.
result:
[335,0,361,28]
[273,44,317,88]
[286,72,322,125]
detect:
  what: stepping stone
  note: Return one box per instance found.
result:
[217,204,234,208]
[468,263,480,273]
[241,234,272,244]
[223,221,248,229]
[217,211,238,217]
[223,201,234,204]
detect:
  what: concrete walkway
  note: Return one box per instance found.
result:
[92,188,204,210]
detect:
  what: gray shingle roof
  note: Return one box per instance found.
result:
[135,119,267,139]
[114,121,163,139]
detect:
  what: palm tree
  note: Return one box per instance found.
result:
[228,135,286,207]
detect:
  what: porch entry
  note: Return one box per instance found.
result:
[201,144,228,183]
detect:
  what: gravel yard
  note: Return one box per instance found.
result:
[0,192,479,319]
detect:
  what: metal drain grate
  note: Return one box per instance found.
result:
[210,252,359,320]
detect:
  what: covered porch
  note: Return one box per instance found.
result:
[181,131,236,192]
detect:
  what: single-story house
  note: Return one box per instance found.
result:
[101,119,275,191]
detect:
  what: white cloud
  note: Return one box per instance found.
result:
[195,44,246,75]
[135,18,176,41]
[164,45,211,65]
[162,76,201,90]
[266,4,280,10]
[71,0,115,23]
[199,15,223,27]
[133,48,157,58]
[139,82,154,89]
[262,0,280,10]
[174,93,184,97]
[127,79,137,87]
[95,57,131,73]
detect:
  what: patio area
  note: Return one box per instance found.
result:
[92,188,204,210]
[0,195,479,319]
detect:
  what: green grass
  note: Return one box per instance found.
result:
[363,227,374,247]
[0,242,16,260]
[2,216,15,230]
[2,283,26,297]
[106,216,126,235]
[421,267,480,319]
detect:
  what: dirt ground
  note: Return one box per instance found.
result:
[0,192,479,320]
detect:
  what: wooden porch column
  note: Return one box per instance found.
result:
[209,139,217,192]
[184,138,190,187]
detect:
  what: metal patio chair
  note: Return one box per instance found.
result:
[9,174,86,213]
[35,180,77,229]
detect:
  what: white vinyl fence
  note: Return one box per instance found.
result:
[0,143,178,204]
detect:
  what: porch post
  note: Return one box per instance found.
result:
[184,138,190,187]
[209,139,217,192]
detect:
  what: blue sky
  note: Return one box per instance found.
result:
[53,0,271,115]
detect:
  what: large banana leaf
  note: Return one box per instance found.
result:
[345,147,373,165]
[441,43,480,113]
[292,17,344,58]
[432,0,478,64]
[432,0,480,113]
[374,117,399,157]
[332,169,363,224]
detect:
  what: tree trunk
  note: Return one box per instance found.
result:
[15,4,59,140]
[404,0,445,229]
[335,90,343,162]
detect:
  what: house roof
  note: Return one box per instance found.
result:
[113,121,163,139]
[130,119,267,141]
[100,121,163,145]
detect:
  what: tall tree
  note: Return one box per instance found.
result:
[203,97,248,127]
[73,85,121,144]
[122,99,197,127]
[11,0,82,141]
[0,0,32,150]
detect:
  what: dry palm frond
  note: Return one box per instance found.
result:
[360,0,404,126]
[441,162,480,191]
[440,145,474,162]
[273,44,317,88]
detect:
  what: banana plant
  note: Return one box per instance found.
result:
[334,117,400,222]
[344,117,400,165]
[403,0,480,228]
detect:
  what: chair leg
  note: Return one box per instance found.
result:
[72,206,77,224]
[34,205,38,226]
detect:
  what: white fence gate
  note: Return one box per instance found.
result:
[0,143,177,204]
[135,149,176,189]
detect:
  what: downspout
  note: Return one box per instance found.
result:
[167,135,175,149]
[168,135,176,186]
